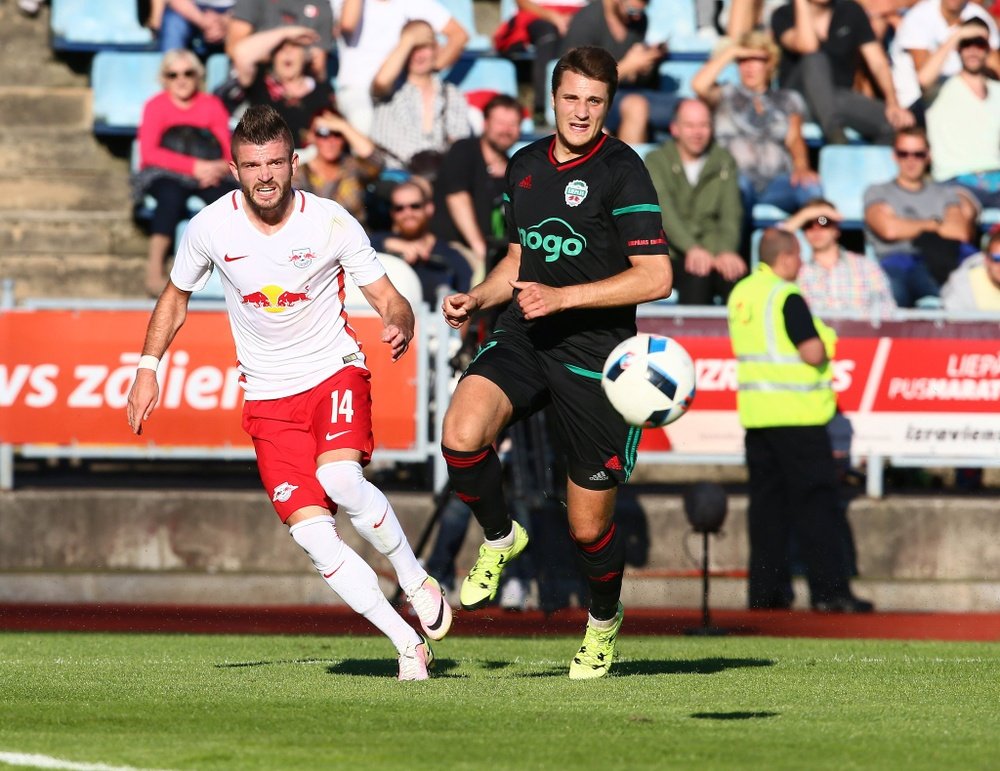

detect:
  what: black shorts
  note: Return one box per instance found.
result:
[463,322,641,489]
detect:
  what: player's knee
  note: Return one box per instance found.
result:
[316,460,373,514]
[288,515,346,572]
[441,411,492,453]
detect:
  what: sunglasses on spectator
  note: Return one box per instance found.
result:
[737,55,770,64]
[988,252,1000,262]
[314,126,344,139]
[165,69,198,80]
[958,37,990,50]
[391,202,424,212]
[894,149,928,160]
[804,215,835,230]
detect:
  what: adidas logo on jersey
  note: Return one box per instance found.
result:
[519,175,532,189]
[589,470,610,482]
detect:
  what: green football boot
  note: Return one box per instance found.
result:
[459,520,529,610]
[568,603,624,680]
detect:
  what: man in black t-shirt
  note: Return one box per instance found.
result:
[431,94,523,271]
[439,46,672,679]
[771,0,913,144]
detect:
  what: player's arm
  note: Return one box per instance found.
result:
[441,242,521,328]
[511,252,672,320]
[359,275,415,361]
[126,282,192,435]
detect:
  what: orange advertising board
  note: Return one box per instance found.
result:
[0,308,420,451]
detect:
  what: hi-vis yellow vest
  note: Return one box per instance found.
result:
[727,264,837,429]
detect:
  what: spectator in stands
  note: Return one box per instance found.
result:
[559,0,673,144]
[333,0,469,134]
[430,94,523,273]
[941,227,1000,310]
[645,99,746,305]
[369,20,471,172]
[226,0,334,80]
[771,0,914,144]
[370,181,473,306]
[863,127,975,307]
[134,49,235,296]
[890,0,999,120]
[158,0,234,54]
[691,31,822,221]
[292,107,384,226]
[493,1,587,124]
[16,0,46,17]
[227,26,336,148]
[925,18,1000,210]
[780,198,897,316]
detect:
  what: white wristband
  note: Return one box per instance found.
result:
[137,355,160,372]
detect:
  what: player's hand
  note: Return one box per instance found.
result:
[714,252,749,282]
[126,370,160,436]
[685,245,715,277]
[442,291,480,328]
[509,280,562,319]
[381,323,411,361]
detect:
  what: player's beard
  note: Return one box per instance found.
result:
[243,176,292,218]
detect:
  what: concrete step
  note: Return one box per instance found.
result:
[0,211,146,255]
[0,129,128,174]
[0,170,131,211]
[0,87,92,130]
[2,489,999,612]
[0,253,148,301]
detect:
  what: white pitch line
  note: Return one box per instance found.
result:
[0,751,173,771]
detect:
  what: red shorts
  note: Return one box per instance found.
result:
[241,367,375,522]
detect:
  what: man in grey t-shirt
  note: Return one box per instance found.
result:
[863,127,975,307]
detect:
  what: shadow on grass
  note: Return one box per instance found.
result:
[614,657,776,676]
[690,711,780,720]
[215,657,337,669]
[327,658,467,677]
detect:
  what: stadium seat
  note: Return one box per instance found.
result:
[204,53,232,93]
[91,51,163,136]
[343,253,426,310]
[818,145,897,228]
[658,60,738,98]
[436,0,492,52]
[645,0,713,59]
[51,0,155,52]
[444,56,518,97]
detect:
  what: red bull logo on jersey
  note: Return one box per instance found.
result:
[240,284,311,313]
[564,179,588,207]
[517,218,587,263]
[289,248,318,269]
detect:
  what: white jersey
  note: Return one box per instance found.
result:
[170,189,387,400]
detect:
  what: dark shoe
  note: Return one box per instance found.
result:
[811,594,875,614]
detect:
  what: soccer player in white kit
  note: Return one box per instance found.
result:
[126,104,451,680]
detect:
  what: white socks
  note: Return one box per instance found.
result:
[316,461,427,593]
[288,515,418,653]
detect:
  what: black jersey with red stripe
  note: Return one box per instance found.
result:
[500,133,669,369]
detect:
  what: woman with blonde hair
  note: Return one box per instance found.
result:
[691,30,821,220]
[135,48,234,295]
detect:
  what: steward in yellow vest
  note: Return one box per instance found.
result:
[726,228,873,614]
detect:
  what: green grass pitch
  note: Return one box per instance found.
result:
[0,632,998,770]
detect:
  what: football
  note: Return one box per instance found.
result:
[601,334,697,427]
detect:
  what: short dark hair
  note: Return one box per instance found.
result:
[758,227,799,266]
[483,93,522,120]
[232,104,295,160]
[552,46,619,105]
[962,17,991,34]
[893,125,929,149]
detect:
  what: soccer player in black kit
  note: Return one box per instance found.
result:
[440,46,673,679]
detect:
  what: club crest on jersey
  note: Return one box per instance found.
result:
[290,248,317,269]
[272,482,298,503]
[564,179,588,207]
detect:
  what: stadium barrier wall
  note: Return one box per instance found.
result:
[2,283,999,496]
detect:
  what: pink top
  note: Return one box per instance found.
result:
[137,90,232,176]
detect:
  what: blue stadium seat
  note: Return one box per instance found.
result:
[204,53,232,93]
[659,60,738,97]
[646,0,712,59]
[436,0,492,52]
[91,51,163,136]
[818,145,897,227]
[51,0,155,52]
[444,56,518,97]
